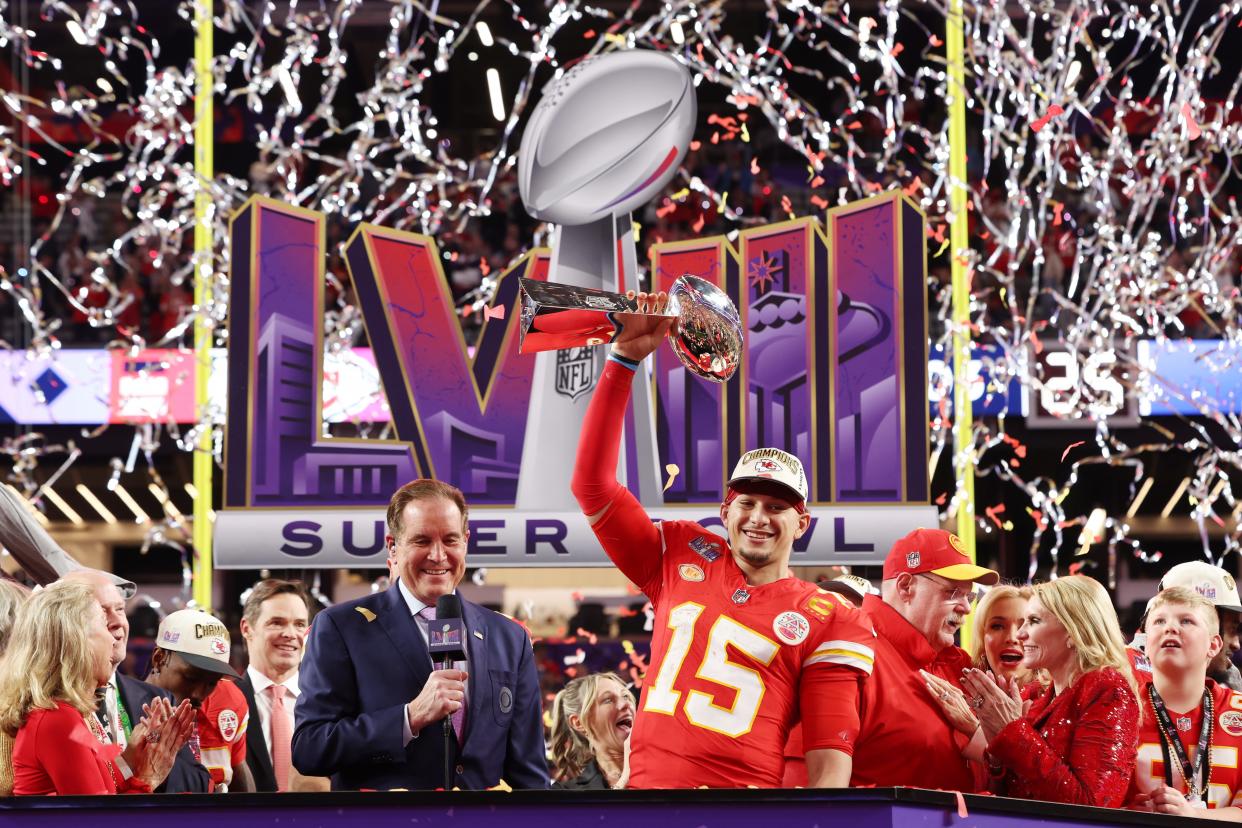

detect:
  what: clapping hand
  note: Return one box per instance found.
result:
[124,698,195,789]
[960,668,1025,743]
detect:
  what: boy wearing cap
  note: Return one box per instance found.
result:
[147,609,254,792]
[1158,562,1242,693]
[1126,587,1242,816]
[849,528,1000,791]
[571,294,877,789]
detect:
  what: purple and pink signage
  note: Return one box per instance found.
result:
[213,193,937,568]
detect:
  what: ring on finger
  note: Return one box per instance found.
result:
[970,696,985,709]
[145,729,160,744]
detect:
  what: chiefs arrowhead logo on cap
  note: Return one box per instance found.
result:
[948,533,966,555]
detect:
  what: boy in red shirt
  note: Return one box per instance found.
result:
[1128,586,1242,816]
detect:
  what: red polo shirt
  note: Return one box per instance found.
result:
[850,594,978,791]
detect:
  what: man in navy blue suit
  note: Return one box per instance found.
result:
[292,479,549,790]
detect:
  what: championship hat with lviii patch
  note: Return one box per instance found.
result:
[156,609,241,678]
[883,528,1000,585]
[727,447,809,505]
[1159,561,1242,613]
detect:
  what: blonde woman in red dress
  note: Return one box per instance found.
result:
[0,581,194,795]
[962,575,1140,807]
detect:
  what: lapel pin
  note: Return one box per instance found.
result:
[356,607,377,622]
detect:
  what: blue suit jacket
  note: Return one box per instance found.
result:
[291,585,548,790]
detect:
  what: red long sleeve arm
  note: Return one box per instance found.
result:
[25,706,116,795]
[800,668,863,755]
[571,356,663,599]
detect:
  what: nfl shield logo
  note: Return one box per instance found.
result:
[906,551,921,569]
[731,589,751,605]
[555,348,596,401]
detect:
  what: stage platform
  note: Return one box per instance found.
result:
[0,787,1188,827]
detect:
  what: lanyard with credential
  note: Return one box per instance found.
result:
[1148,684,1212,807]
[114,685,133,738]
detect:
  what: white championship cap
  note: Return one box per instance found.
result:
[156,609,241,677]
[1158,561,1242,613]
[726,447,809,504]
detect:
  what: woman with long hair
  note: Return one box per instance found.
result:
[962,574,1140,807]
[548,672,634,789]
[0,581,195,795]
[921,584,1038,759]
[970,584,1037,685]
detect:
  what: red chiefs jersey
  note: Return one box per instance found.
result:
[197,679,249,790]
[593,502,876,788]
[1128,679,1242,809]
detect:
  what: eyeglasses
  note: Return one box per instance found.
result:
[917,573,979,607]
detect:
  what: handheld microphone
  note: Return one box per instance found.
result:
[429,593,467,789]
[429,594,467,667]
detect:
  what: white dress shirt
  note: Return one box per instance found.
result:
[396,580,469,744]
[246,664,300,758]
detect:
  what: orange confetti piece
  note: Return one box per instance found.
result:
[1060,441,1085,463]
[811,195,829,209]
[663,463,680,493]
[930,35,944,47]
[483,304,505,321]
[692,214,706,233]
[576,627,599,646]
[750,157,760,175]
[890,43,904,57]
[955,791,969,818]
[810,175,824,188]
[984,503,1007,528]
[571,591,583,603]
[689,140,701,151]
[1031,104,1065,133]
[1182,102,1202,139]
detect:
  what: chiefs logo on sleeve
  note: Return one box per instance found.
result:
[217,709,239,742]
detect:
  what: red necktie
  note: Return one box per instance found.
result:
[267,684,292,791]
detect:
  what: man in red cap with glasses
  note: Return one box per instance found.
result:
[850,528,1000,791]
[571,292,877,789]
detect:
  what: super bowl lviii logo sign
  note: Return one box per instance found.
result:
[213,50,936,568]
[213,189,936,569]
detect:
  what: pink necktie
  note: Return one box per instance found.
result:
[267,684,292,791]
[419,606,466,743]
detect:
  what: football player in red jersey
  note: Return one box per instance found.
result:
[570,292,876,789]
[1128,586,1242,817]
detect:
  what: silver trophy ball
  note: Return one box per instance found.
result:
[664,276,742,383]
